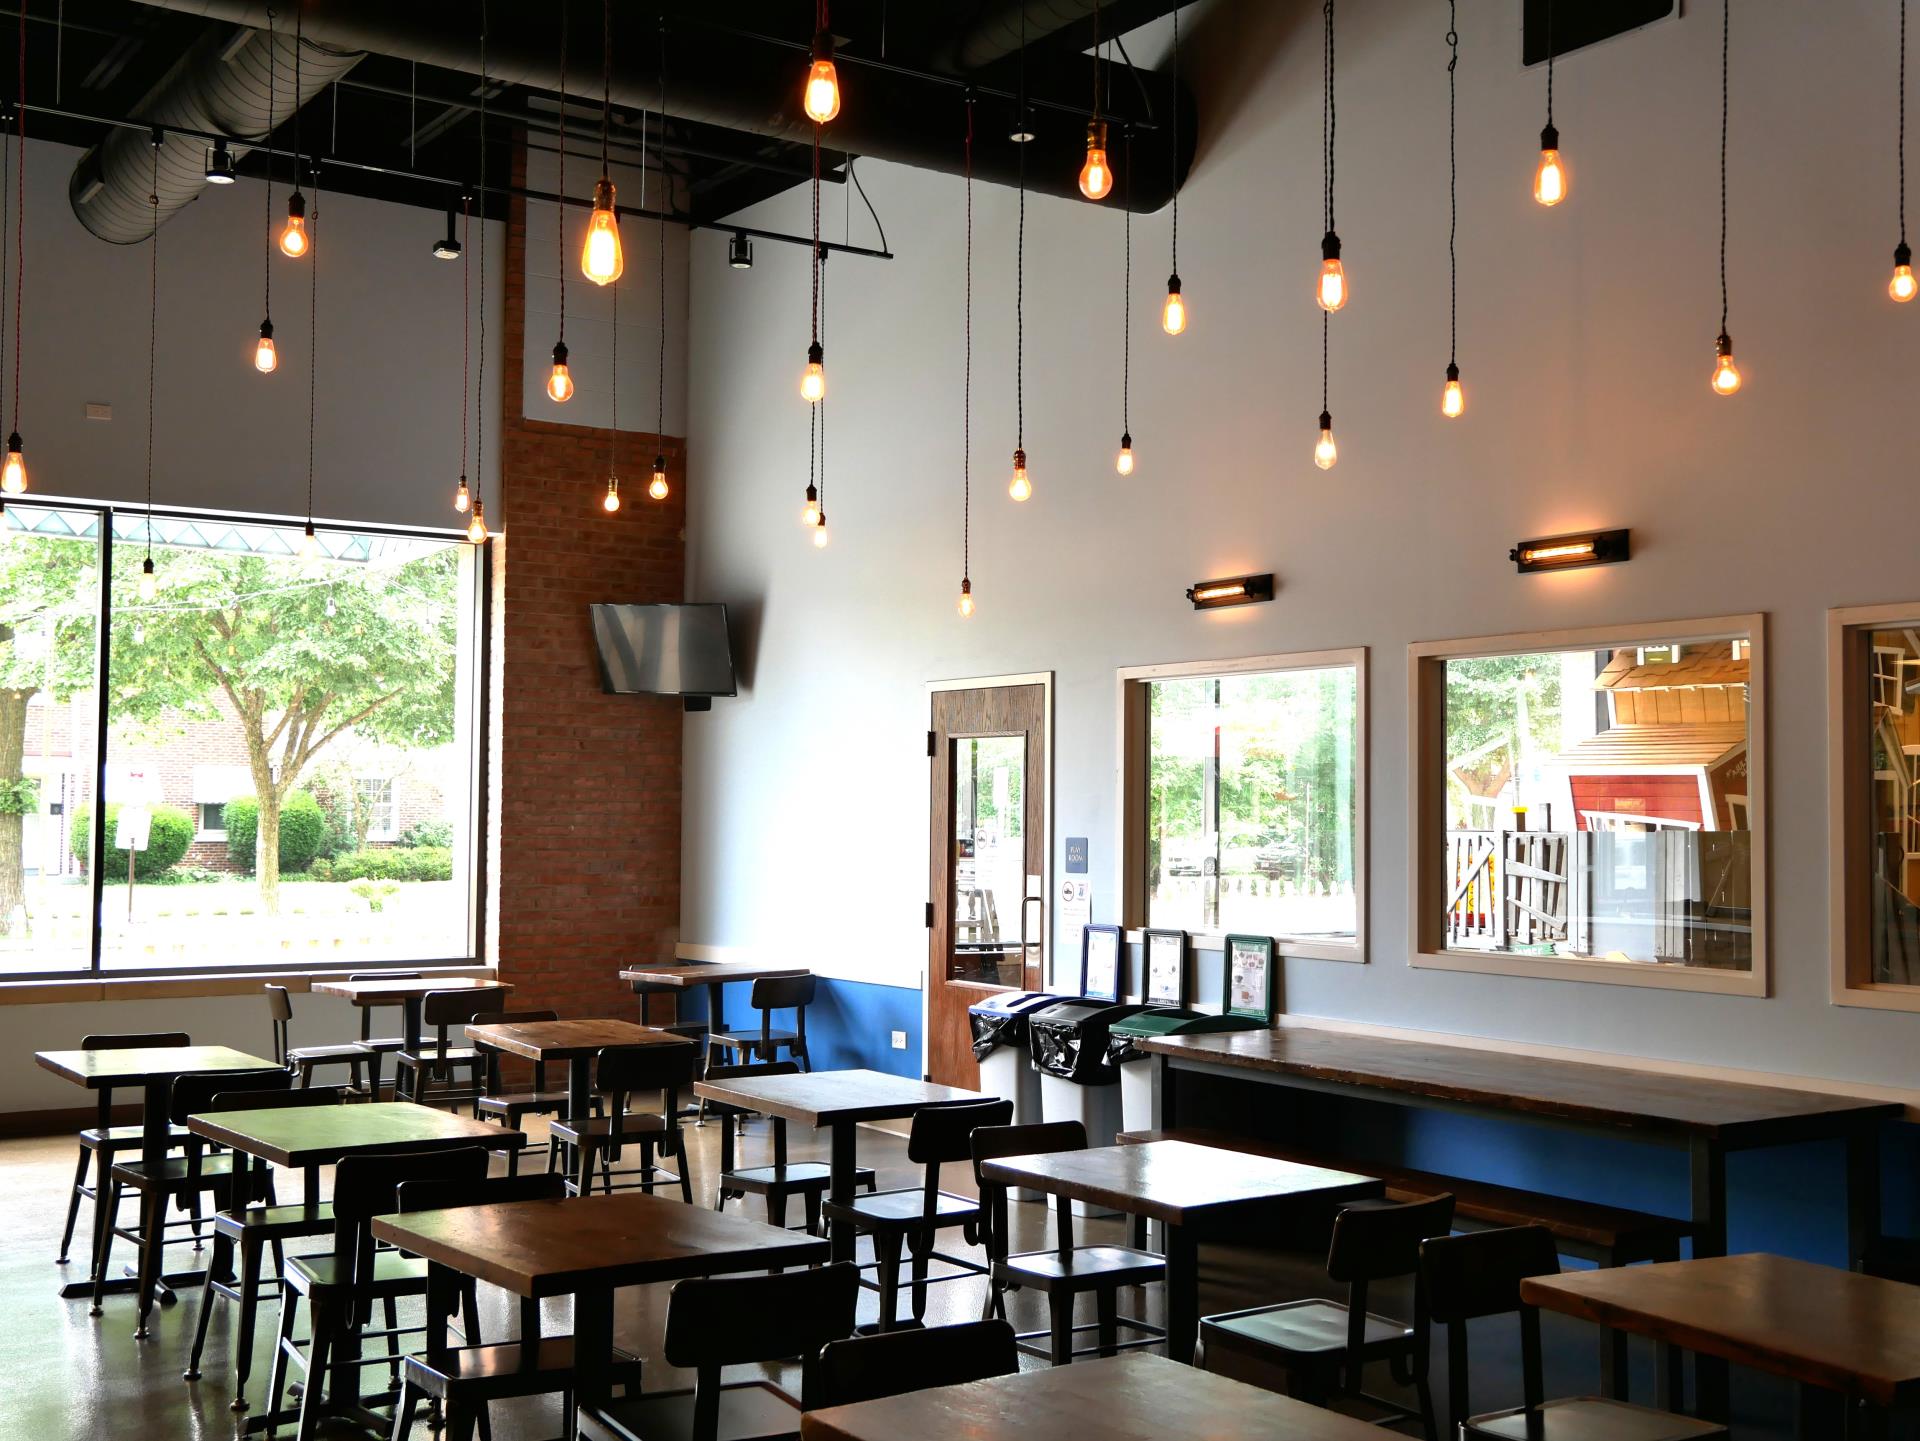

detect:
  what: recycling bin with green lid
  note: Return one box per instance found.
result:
[1107,1008,1267,1135]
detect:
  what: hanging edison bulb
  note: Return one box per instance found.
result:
[1710,332,1742,395]
[1162,274,1186,335]
[582,177,624,285]
[957,578,975,618]
[453,475,471,514]
[1008,448,1030,502]
[1892,243,1917,302]
[1,433,26,495]
[1534,124,1567,207]
[649,454,669,500]
[1115,433,1134,476]
[802,484,820,528]
[254,319,278,374]
[804,32,841,123]
[300,522,322,559]
[1316,232,1346,312]
[1079,120,1113,201]
[1314,411,1338,469]
[603,475,622,513]
[812,510,830,548]
[466,498,489,544]
[1442,363,1465,419]
[801,342,826,403]
[138,556,159,603]
[279,191,309,257]
[547,341,574,402]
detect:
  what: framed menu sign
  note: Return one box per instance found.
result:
[1081,924,1123,1003]
[1144,928,1188,1007]
[1222,934,1276,1022]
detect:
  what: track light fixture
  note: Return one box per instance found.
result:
[204,137,237,184]
[432,206,463,259]
[729,230,754,268]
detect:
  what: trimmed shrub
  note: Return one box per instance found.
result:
[68,802,194,879]
[222,791,327,874]
[398,818,453,849]
[325,846,453,883]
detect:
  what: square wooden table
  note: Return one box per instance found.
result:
[618,961,809,1033]
[373,1191,830,1410]
[693,1068,988,1265]
[310,975,511,1054]
[34,1044,280,1301]
[1522,1253,1920,1430]
[981,1139,1382,1364]
[800,1351,1391,1441]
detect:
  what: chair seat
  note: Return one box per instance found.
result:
[1001,1244,1167,1292]
[286,1248,429,1298]
[1467,1398,1729,1441]
[110,1153,246,1189]
[824,1187,980,1231]
[551,1112,671,1146]
[722,1161,875,1196]
[396,1046,482,1067]
[476,1089,570,1118]
[288,1042,367,1064]
[403,1336,645,1400]
[79,1123,193,1149]
[212,1202,334,1241]
[709,1028,799,1051]
[357,1036,407,1054]
[1202,1299,1410,1360]
[579,1381,801,1441]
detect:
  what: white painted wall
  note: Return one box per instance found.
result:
[682,0,1920,1088]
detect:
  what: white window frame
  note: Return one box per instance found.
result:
[1117,648,1368,965]
[356,776,398,843]
[1409,614,1767,997]
[196,801,227,841]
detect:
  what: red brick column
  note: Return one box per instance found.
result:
[487,148,684,1020]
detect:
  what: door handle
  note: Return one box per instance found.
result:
[1021,895,1043,950]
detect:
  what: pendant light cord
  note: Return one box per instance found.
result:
[1322,0,1335,235]
[963,90,972,585]
[460,195,469,481]
[1901,0,1907,247]
[811,131,821,346]
[1544,0,1554,127]
[12,0,24,434]
[556,0,565,345]
[1091,0,1101,120]
[657,18,667,438]
[600,0,611,179]
[306,165,318,526]
[817,253,826,513]
[1447,2,1457,369]
[264,8,274,326]
[146,134,157,557]
[292,1,301,193]
[475,0,487,512]
[1169,3,1179,274]
[1015,0,1025,452]
[1719,0,1728,334]
[1122,124,1131,434]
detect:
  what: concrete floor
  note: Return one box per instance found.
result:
[0,1112,1847,1439]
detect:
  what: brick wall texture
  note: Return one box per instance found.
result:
[488,150,685,1021]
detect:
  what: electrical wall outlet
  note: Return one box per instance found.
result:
[890,1030,908,1050]
[84,402,112,421]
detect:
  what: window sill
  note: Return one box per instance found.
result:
[1411,946,1767,997]
[0,963,497,1006]
[1124,929,1365,965]
[1830,980,1920,1014]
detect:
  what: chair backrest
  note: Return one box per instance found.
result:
[397,1170,566,1213]
[813,1319,1018,1410]
[211,1085,345,1111]
[477,1008,559,1032]
[908,1098,1014,1167]
[701,1060,799,1118]
[80,1031,194,1121]
[169,1067,291,1124]
[750,973,816,1012]
[1327,1193,1457,1283]
[348,971,421,1040]
[968,1119,1087,1262]
[664,1262,861,1438]
[472,1009,559,1088]
[263,984,295,1063]
[421,985,507,1028]
[595,1042,698,1097]
[1422,1224,1561,1429]
[329,1146,491,1307]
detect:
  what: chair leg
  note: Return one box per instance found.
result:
[803,1190,822,1236]
[296,1296,335,1441]
[766,1189,789,1231]
[1047,1289,1075,1365]
[910,1240,931,1323]
[368,1050,384,1102]
[135,1187,166,1337]
[232,1234,267,1411]
[1095,1287,1119,1357]
[185,1188,205,1251]
[1414,1368,1440,1441]
[58,1143,92,1263]
[90,1174,122,1315]
[873,1233,903,1332]
[382,1295,402,1390]
[185,1227,233,1380]
[266,1288,299,1427]
[389,1376,421,1441]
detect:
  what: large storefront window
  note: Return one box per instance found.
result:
[0,501,482,978]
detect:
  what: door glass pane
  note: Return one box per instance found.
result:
[0,505,102,974]
[951,735,1025,985]
[1866,628,1920,983]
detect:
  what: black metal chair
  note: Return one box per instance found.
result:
[709,1061,876,1231]
[577,1263,861,1441]
[812,1319,1018,1408]
[345,970,420,1101]
[1201,1192,1454,1435]
[548,1044,698,1200]
[707,973,815,1071]
[1421,1225,1728,1441]
[184,1085,348,1412]
[393,987,508,1107]
[389,1171,646,1441]
[265,1146,491,1440]
[472,1008,568,1125]
[56,1030,194,1270]
[95,1066,290,1335]
[972,1119,1167,1364]
[822,1097,1011,1331]
[264,985,370,1093]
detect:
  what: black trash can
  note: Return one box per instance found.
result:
[1027,999,1151,1147]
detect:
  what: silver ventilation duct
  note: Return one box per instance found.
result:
[69,24,363,244]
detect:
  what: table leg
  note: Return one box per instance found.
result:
[1845,1122,1882,1273]
[568,1056,594,1195]
[402,998,424,1058]
[707,980,727,1036]
[1688,1139,1730,1421]
[572,1284,616,1416]
[1165,1224,1199,1365]
[828,1122,856,1265]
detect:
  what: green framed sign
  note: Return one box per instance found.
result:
[1222,933,1276,1023]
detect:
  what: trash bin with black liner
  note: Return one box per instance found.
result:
[1106,1009,1266,1136]
[1026,998,1152,1150]
[966,990,1061,1123]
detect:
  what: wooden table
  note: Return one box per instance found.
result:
[693,1068,987,1265]
[374,1191,829,1411]
[981,1139,1381,1364]
[619,961,809,1033]
[801,1350,1390,1441]
[1523,1253,1920,1433]
[34,1044,279,1302]
[310,974,511,1055]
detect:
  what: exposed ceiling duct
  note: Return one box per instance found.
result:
[69,23,363,244]
[118,0,1195,213]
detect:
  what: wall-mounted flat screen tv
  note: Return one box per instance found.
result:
[589,602,737,699]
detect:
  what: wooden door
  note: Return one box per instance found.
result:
[927,683,1048,1089]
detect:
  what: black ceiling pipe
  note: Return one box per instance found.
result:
[124,0,1197,213]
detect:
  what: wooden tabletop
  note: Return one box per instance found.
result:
[187,1100,523,1168]
[800,1352,1389,1441]
[372,1191,829,1298]
[1521,1253,1920,1407]
[980,1139,1381,1225]
[35,1045,278,1090]
[618,962,810,988]
[464,1018,696,1062]
[1140,1028,1903,1141]
[693,1068,987,1128]
[311,975,510,1004]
